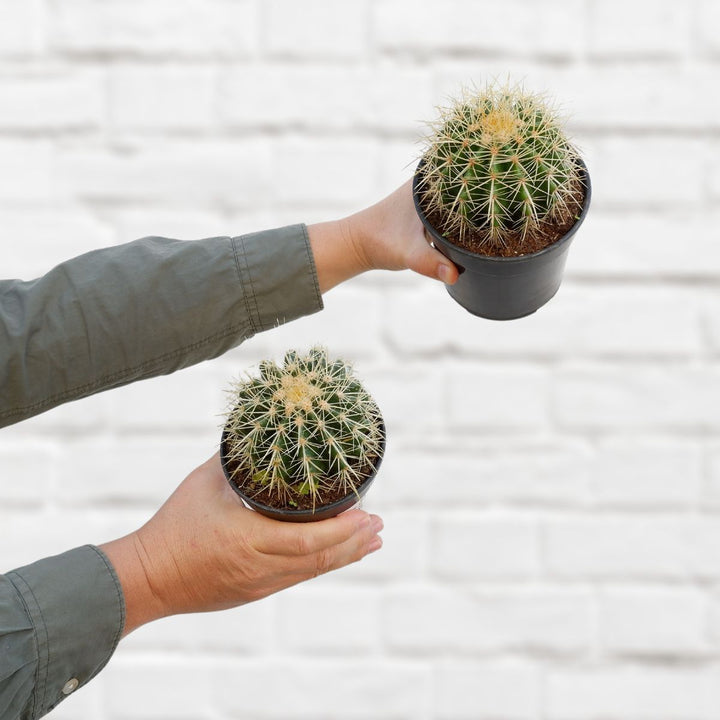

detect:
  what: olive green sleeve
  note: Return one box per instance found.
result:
[0,224,323,427]
[2,546,124,720]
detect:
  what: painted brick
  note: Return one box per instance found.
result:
[361,366,445,435]
[105,658,213,719]
[544,516,720,580]
[220,65,433,132]
[569,211,720,278]
[121,600,273,653]
[591,439,702,508]
[703,297,720,358]
[53,141,271,206]
[547,667,720,720]
[0,442,54,504]
[0,508,148,571]
[328,509,426,582]
[386,284,701,359]
[555,364,720,431]
[707,591,720,648]
[269,137,378,207]
[568,66,720,131]
[430,513,540,580]
[447,365,550,432]
[214,659,431,718]
[0,72,104,130]
[598,586,710,656]
[0,140,54,201]
[107,363,224,433]
[435,660,541,720]
[703,445,720,508]
[590,138,704,209]
[0,0,45,56]
[54,437,209,505]
[697,0,720,56]
[51,0,258,58]
[374,0,583,59]
[384,585,593,654]
[376,440,591,507]
[238,284,385,360]
[109,65,215,131]
[588,0,690,59]
[276,585,379,652]
[711,143,720,201]
[265,0,368,60]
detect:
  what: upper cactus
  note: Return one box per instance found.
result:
[223,347,384,507]
[417,81,583,253]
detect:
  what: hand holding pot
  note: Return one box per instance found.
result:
[308,179,459,292]
[100,453,384,637]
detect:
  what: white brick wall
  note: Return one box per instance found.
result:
[1,1,718,718]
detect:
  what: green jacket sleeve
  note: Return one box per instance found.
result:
[0,223,323,427]
[1,547,124,720]
[0,224,324,719]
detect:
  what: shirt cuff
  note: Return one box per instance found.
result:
[231,223,323,334]
[7,545,125,719]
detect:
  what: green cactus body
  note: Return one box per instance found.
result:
[418,82,582,252]
[223,347,383,507]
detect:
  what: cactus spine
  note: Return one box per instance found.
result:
[417,81,582,252]
[223,347,383,507]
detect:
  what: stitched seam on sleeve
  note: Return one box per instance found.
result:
[230,235,261,335]
[7,572,49,720]
[299,224,322,305]
[84,546,125,682]
[0,320,252,423]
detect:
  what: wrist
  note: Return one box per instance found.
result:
[100,531,170,636]
[307,217,371,293]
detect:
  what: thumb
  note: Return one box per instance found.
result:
[407,242,459,285]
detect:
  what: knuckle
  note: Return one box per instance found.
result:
[313,547,335,577]
[292,532,314,557]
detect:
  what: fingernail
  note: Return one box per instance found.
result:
[370,515,384,533]
[438,264,453,284]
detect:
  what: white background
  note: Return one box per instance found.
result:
[1,1,719,718]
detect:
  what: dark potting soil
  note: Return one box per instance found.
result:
[224,455,379,513]
[423,179,586,258]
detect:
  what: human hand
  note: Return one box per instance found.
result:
[308,180,459,292]
[345,179,459,283]
[100,453,384,636]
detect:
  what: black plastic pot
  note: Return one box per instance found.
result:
[413,159,592,321]
[220,422,385,523]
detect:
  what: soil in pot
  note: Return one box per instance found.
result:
[419,171,587,258]
[222,443,383,514]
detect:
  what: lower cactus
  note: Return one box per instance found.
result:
[222,347,384,508]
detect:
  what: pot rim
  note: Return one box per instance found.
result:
[412,157,592,265]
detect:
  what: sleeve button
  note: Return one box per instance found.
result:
[62,678,79,695]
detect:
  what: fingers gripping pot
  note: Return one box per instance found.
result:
[220,347,385,522]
